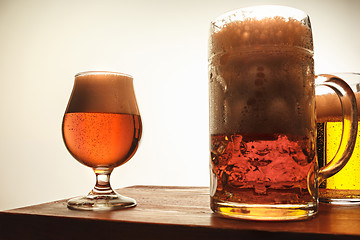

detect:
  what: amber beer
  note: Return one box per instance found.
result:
[63,112,141,168]
[211,133,316,205]
[317,89,360,202]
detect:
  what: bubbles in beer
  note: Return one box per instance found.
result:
[211,133,315,202]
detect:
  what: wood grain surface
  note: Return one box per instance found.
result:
[1,186,359,240]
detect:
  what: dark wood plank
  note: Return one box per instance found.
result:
[0,186,360,240]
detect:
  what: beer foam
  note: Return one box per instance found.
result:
[209,13,313,57]
[209,11,315,136]
[316,92,360,122]
[66,71,140,115]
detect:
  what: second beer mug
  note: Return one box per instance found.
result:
[317,73,360,204]
[209,6,358,220]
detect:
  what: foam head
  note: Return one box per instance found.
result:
[209,6,315,136]
[316,74,360,122]
[209,5,313,58]
[66,71,139,115]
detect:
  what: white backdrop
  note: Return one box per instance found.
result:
[0,0,359,210]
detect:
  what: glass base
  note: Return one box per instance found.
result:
[319,189,360,205]
[211,199,317,221]
[67,192,136,211]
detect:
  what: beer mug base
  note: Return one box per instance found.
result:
[211,199,317,221]
[320,189,360,205]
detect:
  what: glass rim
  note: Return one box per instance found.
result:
[211,5,309,28]
[319,72,360,77]
[75,71,133,79]
[316,72,360,94]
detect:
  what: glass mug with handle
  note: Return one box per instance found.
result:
[209,6,358,220]
[62,71,142,211]
[317,73,360,204]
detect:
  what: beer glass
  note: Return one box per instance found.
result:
[317,73,360,204]
[62,71,142,211]
[209,6,358,220]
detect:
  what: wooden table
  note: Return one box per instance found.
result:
[1,186,360,240]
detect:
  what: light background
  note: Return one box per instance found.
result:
[0,0,359,210]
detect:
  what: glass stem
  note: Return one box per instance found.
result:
[91,168,115,195]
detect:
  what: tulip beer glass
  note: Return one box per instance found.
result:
[62,71,142,211]
[317,73,360,204]
[209,6,358,220]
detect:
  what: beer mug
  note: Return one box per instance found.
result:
[317,73,360,204]
[209,6,358,220]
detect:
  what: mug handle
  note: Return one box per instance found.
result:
[316,74,358,183]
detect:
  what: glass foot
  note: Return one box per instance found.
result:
[320,197,360,205]
[319,189,360,205]
[67,192,136,211]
